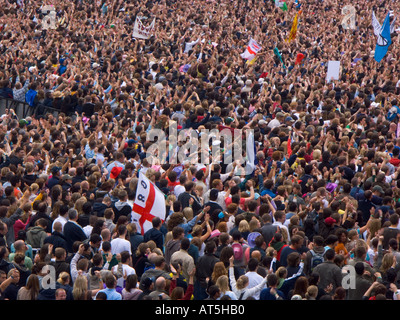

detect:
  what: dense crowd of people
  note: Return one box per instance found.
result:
[1,0,400,301]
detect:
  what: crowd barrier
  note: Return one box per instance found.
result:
[0,97,61,119]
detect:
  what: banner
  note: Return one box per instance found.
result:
[287,11,301,42]
[240,38,262,60]
[326,61,341,82]
[246,130,256,173]
[275,0,288,11]
[132,16,155,39]
[131,171,166,235]
[341,5,356,30]
[374,13,391,63]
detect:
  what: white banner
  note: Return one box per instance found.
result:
[132,16,155,39]
[341,5,356,30]
[326,61,341,82]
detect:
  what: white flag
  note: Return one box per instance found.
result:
[132,16,155,39]
[240,38,262,60]
[131,171,166,235]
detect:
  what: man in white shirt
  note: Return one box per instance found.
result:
[174,175,187,198]
[245,258,266,299]
[272,211,291,244]
[111,251,136,288]
[110,224,132,255]
[267,112,285,129]
[52,204,69,232]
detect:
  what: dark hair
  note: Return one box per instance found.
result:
[180,237,190,251]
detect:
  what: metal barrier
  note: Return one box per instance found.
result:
[0,97,61,119]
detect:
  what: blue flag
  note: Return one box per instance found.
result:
[374,13,392,63]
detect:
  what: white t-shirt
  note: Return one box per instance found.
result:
[110,238,132,255]
[245,271,265,300]
[112,264,136,288]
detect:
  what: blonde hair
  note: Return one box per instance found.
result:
[238,220,250,233]
[380,253,395,273]
[182,207,194,221]
[305,285,318,300]
[74,197,87,215]
[216,275,230,294]
[72,275,88,300]
[236,275,249,290]
[249,219,259,232]
[57,272,70,285]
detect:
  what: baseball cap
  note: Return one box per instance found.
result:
[285,116,294,122]
[62,174,73,181]
[51,166,62,174]
[110,167,123,179]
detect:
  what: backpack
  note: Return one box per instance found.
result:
[232,242,244,261]
[310,249,325,271]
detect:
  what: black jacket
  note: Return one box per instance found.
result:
[63,221,87,253]
[44,231,68,252]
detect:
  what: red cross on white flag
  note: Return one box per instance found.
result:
[132,171,166,235]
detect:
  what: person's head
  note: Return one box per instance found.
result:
[390,213,399,226]
[180,237,190,251]
[117,224,127,237]
[236,275,249,290]
[306,285,318,300]
[57,272,71,286]
[215,275,230,294]
[325,248,336,261]
[211,261,227,283]
[287,252,301,267]
[172,226,185,240]
[96,291,108,300]
[267,273,279,288]
[293,276,309,295]
[205,240,217,254]
[55,247,67,261]
[55,288,67,300]
[152,217,162,229]
[125,274,138,292]
[72,274,89,300]
[247,258,259,272]
[207,284,221,299]
[290,235,304,249]
[153,255,166,269]
[68,208,79,221]
[104,273,117,289]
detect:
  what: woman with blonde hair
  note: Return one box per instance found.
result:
[72,274,101,300]
[216,275,237,300]
[74,197,87,216]
[238,219,250,240]
[228,256,267,300]
[249,219,260,233]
